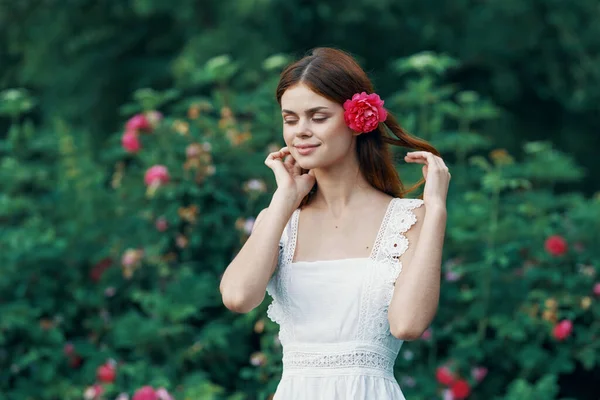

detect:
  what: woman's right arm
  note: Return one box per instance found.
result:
[219,193,295,313]
[219,146,315,313]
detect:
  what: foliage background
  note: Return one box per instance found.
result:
[1,1,599,399]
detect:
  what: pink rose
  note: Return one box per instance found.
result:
[126,114,152,132]
[156,388,174,400]
[545,235,568,256]
[155,217,168,232]
[132,386,158,400]
[342,92,387,133]
[420,328,432,341]
[144,165,170,186]
[83,384,104,400]
[436,365,455,386]
[122,130,141,153]
[471,366,488,382]
[593,282,600,296]
[121,249,144,267]
[552,319,573,341]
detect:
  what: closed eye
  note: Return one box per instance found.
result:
[283,117,328,125]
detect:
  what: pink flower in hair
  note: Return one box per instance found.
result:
[343,92,387,134]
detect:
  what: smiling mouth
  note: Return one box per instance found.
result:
[295,144,319,155]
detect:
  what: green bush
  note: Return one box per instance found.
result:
[1,53,598,400]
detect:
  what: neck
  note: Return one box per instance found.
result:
[310,155,372,217]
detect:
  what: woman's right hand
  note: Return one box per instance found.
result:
[264,146,316,207]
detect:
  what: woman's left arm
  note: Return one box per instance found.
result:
[388,151,451,340]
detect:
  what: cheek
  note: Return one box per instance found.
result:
[282,126,294,146]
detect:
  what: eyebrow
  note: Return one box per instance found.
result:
[281,106,330,115]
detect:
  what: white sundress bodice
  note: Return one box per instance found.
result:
[266,197,424,400]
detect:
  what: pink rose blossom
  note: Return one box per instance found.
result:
[126,114,152,132]
[342,92,387,133]
[420,328,432,341]
[144,165,170,186]
[133,386,158,400]
[83,384,104,400]
[593,282,600,296]
[122,130,141,153]
[155,217,168,232]
[121,249,144,267]
[545,235,568,256]
[436,365,455,386]
[63,342,74,355]
[156,388,174,400]
[552,319,573,341]
[471,366,488,382]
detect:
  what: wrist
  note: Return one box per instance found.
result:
[270,190,299,215]
[424,201,447,217]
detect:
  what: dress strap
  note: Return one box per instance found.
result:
[283,208,300,265]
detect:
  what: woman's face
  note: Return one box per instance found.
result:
[280,83,357,170]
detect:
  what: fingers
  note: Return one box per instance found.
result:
[265,147,289,165]
[405,151,450,178]
[264,147,291,174]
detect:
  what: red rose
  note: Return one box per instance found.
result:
[552,319,573,341]
[96,363,116,383]
[122,130,141,153]
[544,235,568,256]
[436,365,455,386]
[451,379,471,399]
[126,114,152,132]
[133,386,158,400]
[90,258,113,282]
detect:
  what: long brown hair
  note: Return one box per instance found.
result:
[276,47,439,206]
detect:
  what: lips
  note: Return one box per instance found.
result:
[294,144,319,156]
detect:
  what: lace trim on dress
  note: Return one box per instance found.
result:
[265,209,300,343]
[358,198,424,344]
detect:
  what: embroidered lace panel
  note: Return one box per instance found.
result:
[283,348,395,373]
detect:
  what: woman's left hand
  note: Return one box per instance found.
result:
[404,151,451,208]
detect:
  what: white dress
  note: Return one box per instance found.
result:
[266,197,424,400]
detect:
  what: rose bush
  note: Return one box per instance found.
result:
[0,53,598,400]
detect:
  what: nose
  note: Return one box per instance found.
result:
[294,118,313,138]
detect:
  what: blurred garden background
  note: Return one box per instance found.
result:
[1,1,600,399]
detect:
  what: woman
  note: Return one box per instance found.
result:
[220,47,450,400]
